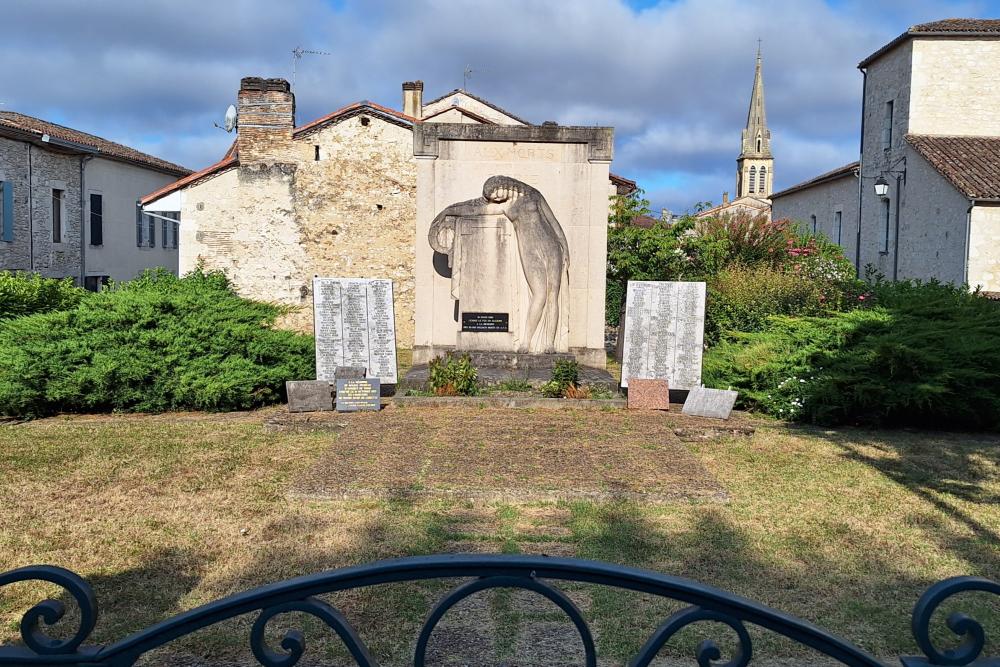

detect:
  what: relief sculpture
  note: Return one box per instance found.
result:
[429,176,570,352]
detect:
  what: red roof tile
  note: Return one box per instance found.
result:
[906,134,1000,200]
[141,148,237,205]
[0,111,190,176]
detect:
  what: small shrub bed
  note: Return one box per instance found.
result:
[0,269,313,417]
[0,271,86,320]
[428,353,478,396]
[704,281,1000,429]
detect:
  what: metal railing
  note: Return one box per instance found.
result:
[0,555,996,667]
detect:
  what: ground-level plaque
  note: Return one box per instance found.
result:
[286,380,333,413]
[627,378,670,410]
[620,281,706,390]
[682,386,738,420]
[313,278,397,384]
[335,378,381,412]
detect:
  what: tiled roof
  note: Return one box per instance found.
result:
[293,101,416,137]
[610,173,638,195]
[0,111,191,176]
[140,150,237,206]
[422,89,532,126]
[906,134,1000,200]
[770,161,859,199]
[859,18,1000,67]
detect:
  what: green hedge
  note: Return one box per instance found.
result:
[703,281,1000,429]
[0,272,86,320]
[0,269,313,417]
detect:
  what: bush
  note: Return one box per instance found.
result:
[693,212,797,269]
[703,281,1000,429]
[0,268,314,417]
[0,271,86,319]
[428,353,478,396]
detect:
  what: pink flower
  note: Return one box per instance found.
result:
[858,295,866,301]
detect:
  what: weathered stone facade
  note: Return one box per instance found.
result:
[0,136,82,278]
[771,166,859,262]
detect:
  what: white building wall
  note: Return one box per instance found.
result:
[894,147,969,284]
[85,157,179,281]
[771,173,858,261]
[422,93,525,125]
[859,41,912,277]
[910,39,1000,136]
[967,204,1000,291]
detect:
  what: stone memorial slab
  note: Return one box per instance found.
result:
[335,366,367,380]
[627,378,670,410]
[335,378,381,412]
[620,281,706,390]
[313,278,397,384]
[286,380,333,413]
[682,386,738,420]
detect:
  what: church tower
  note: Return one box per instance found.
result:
[736,46,773,199]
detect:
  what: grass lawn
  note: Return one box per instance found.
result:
[0,406,997,666]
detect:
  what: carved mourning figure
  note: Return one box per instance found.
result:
[429,176,570,352]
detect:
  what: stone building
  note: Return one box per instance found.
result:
[0,112,190,287]
[772,19,1000,290]
[141,78,633,347]
[698,49,774,220]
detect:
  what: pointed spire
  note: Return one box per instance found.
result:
[740,44,771,158]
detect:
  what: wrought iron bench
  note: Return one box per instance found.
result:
[0,555,996,666]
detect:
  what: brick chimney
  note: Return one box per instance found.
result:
[722,191,730,205]
[237,77,295,163]
[402,80,423,119]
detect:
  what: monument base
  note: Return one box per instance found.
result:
[412,345,607,369]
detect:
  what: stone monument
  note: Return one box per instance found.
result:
[620,281,706,390]
[412,123,613,369]
[313,278,398,384]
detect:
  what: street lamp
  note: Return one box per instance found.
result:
[874,175,890,199]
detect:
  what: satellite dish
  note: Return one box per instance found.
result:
[223,104,237,132]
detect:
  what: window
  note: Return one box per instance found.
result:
[89,193,103,246]
[172,220,179,249]
[756,136,762,152]
[835,210,842,245]
[136,211,157,248]
[314,145,320,161]
[881,100,894,150]
[810,214,817,235]
[147,213,155,248]
[162,217,169,249]
[759,166,767,194]
[83,276,108,292]
[749,166,756,193]
[51,189,64,243]
[1,181,12,242]
[882,199,891,252]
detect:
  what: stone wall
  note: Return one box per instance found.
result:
[968,203,1000,291]
[0,136,82,278]
[422,92,525,125]
[894,146,968,284]
[771,173,859,262]
[179,112,417,347]
[910,39,1000,136]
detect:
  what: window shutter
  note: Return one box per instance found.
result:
[1,181,12,242]
[172,221,179,249]
[136,205,143,247]
[162,218,168,248]
[90,194,103,246]
[147,214,155,248]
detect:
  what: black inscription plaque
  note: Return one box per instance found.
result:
[461,312,510,332]
[335,378,381,412]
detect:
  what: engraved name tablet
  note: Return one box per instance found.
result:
[620,281,706,390]
[313,278,398,384]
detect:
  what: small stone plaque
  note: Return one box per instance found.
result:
[461,312,509,332]
[286,380,333,413]
[627,378,670,410]
[335,378,381,412]
[682,387,738,420]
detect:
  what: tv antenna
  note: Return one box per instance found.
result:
[463,65,475,90]
[214,104,238,132]
[292,47,332,89]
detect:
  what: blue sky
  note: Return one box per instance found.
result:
[2,0,998,212]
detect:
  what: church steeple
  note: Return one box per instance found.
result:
[736,45,774,198]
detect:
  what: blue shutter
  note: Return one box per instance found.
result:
[147,214,155,248]
[162,218,168,249]
[136,204,143,247]
[1,182,12,242]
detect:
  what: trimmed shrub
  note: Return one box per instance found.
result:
[428,353,478,396]
[703,281,1000,429]
[0,268,313,417]
[0,271,86,319]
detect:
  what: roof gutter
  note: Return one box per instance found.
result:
[855,66,868,276]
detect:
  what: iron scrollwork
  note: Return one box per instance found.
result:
[0,556,995,667]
